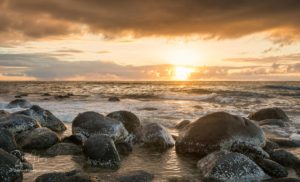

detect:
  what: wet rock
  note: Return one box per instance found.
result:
[142,123,175,151]
[107,110,142,142]
[108,96,120,102]
[16,105,66,132]
[0,110,10,118]
[266,178,300,182]
[269,149,300,167]
[168,176,203,182]
[41,93,51,96]
[255,158,288,178]
[0,128,18,152]
[176,112,265,156]
[35,169,93,182]
[230,142,269,160]
[15,127,59,150]
[61,133,87,145]
[117,170,154,182]
[83,134,120,169]
[197,150,266,181]
[46,143,82,156]
[175,120,191,130]
[249,107,289,122]
[263,140,280,154]
[0,148,23,182]
[259,119,287,127]
[269,138,300,148]
[6,99,32,109]
[0,114,40,134]
[72,111,128,142]
[137,107,158,111]
[115,142,133,156]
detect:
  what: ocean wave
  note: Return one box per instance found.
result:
[160,93,217,101]
[264,85,300,91]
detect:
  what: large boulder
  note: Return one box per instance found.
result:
[6,99,32,109]
[16,105,66,132]
[35,169,93,182]
[83,134,120,169]
[0,128,18,152]
[176,112,265,156]
[0,114,40,134]
[15,127,59,150]
[72,111,128,142]
[107,110,142,142]
[249,108,289,122]
[142,123,175,151]
[46,143,82,156]
[269,149,300,167]
[197,150,266,181]
[175,120,191,130]
[255,158,288,178]
[0,148,23,182]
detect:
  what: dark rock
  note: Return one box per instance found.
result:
[16,105,66,132]
[15,127,60,150]
[255,158,288,178]
[0,114,40,134]
[260,119,287,127]
[15,93,28,98]
[269,138,300,148]
[263,140,280,154]
[197,150,266,181]
[176,112,265,156]
[46,143,82,156]
[0,148,23,182]
[230,142,269,160]
[115,142,133,156]
[269,149,300,167]
[54,94,72,100]
[72,111,128,142]
[35,169,93,182]
[108,96,120,102]
[265,178,300,182]
[142,123,175,151]
[0,128,18,152]
[117,170,154,182]
[249,108,289,121]
[137,107,158,111]
[175,120,191,130]
[41,93,51,96]
[0,110,10,118]
[61,134,87,145]
[83,134,120,169]
[6,99,32,109]
[168,176,203,182]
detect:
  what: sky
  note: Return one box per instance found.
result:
[0,0,300,81]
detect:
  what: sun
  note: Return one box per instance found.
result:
[173,66,194,81]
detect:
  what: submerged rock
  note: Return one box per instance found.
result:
[175,120,191,130]
[176,112,265,156]
[35,169,93,182]
[142,123,175,151]
[6,99,32,109]
[108,96,120,102]
[16,127,59,150]
[269,149,300,167]
[117,170,154,182]
[46,143,82,156]
[0,128,18,152]
[16,105,66,132]
[249,107,289,121]
[0,114,40,134]
[83,134,120,169]
[197,151,266,181]
[0,148,23,182]
[72,111,128,142]
[255,158,288,178]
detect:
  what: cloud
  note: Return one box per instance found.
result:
[1,0,300,43]
[0,53,300,81]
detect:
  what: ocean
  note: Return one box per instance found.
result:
[1,81,300,181]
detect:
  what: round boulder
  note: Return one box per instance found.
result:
[176,112,265,156]
[15,127,59,150]
[72,111,128,142]
[175,120,191,130]
[0,148,23,182]
[269,149,300,167]
[16,105,66,132]
[83,134,120,169]
[0,128,18,152]
[6,99,32,109]
[249,108,289,122]
[197,150,266,181]
[142,123,175,151]
[255,158,288,178]
[0,114,40,134]
[259,119,286,127]
[46,143,82,156]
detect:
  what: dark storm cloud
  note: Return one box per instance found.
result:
[0,0,300,41]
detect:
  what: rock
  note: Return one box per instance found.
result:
[176,112,265,156]
[255,158,288,178]
[15,93,28,98]
[107,110,142,142]
[269,149,300,167]
[266,178,300,182]
[269,138,300,148]
[249,108,289,122]
[115,142,133,156]
[137,107,158,111]
[230,142,269,160]
[175,120,191,130]
[83,134,120,169]
[0,128,18,152]
[61,134,87,145]
[142,123,175,151]
[16,105,66,132]
[117,170,154,182]
[41,93,51,96]
[35,169,93,182]
[168,176,203,182]
[259,119,287,127]
[6,99,32,109]
[0,110,10,118]
[0,148,23,182]
[46,143,82,156]
[0,114,40,134]
[108,96,120,102]
[263,140,280,154]
[72,111,128,142]
[197,150,266,181]
[15,127,59,150]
